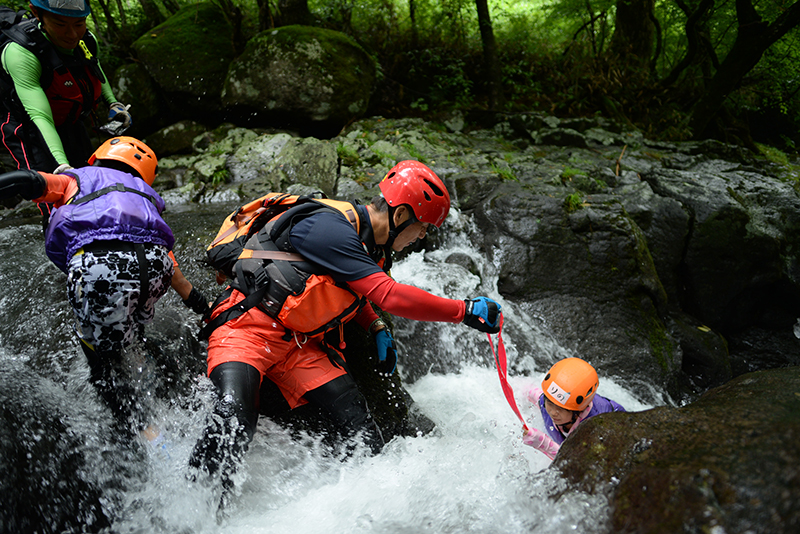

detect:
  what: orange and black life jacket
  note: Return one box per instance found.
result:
[200,192,387,341]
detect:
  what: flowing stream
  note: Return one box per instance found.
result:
[0,204,657,533]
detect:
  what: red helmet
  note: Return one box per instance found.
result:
[542,358,599,411]
[379,161,450,227]
[89,137,158,185]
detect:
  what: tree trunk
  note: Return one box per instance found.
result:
[475,0,504,110]
[409,0,417,47]
[92,0,120,41]
[277,0,313,26]
[136,0,165,27]
[608,0,656,71]
[660,0,715,88]
[689,0,800,138]
[257,0,274,31]
[161,0,180,15]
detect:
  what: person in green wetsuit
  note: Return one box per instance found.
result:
[0,0,131,176]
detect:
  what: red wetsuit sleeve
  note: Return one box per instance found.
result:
[347,271,465,323]
[354,303,380,331]
[31,172,78,206]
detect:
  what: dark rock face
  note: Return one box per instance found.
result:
[554,366,800,533]
[0,366,111,532]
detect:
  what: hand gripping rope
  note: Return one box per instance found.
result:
[487,315,530,432]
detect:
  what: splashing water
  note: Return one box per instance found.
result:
[0,210,656,533]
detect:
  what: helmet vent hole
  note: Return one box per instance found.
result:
[110,139,120,145]
[424,178,445,197]
[134,154,142,160]
[424,191,431,201]
[576,395,584,405]
[544,373,550,381]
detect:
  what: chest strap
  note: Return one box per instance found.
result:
[70,182,158,206]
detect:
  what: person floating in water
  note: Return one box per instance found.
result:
[522,357,626,460]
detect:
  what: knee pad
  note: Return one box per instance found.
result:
[209,362,261,441]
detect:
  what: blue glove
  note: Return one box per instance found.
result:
[463,297,502,333]
[374,328,397,376]
[107,102,132,130]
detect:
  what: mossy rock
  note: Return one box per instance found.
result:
[222,25,376,125]
[131,2,236,111]
[555,366,800,533]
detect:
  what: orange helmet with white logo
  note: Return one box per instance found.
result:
[379,160,450,227]
[89,137,158,185]
[542,358,599,411]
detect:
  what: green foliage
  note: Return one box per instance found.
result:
[491,163,516,181]
[756,143,790,167]
[561,167,584,181]
[85,0,800,152]
[564,192,583,212]
[337,143,360,166]
[402,142,426,162]
[211,168,231,187]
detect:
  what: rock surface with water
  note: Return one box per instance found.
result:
[1,111,799,532]
[144,113,800,402]
[554,365,800,534]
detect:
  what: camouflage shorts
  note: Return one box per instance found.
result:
[66,243,174,354]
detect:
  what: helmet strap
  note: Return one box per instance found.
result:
[385,204,417,249]
[557,410,580,434]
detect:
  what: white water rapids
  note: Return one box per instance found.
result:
[0,210,656,533]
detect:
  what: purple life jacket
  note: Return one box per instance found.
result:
[44,166,174,272]
[538,393,626,444]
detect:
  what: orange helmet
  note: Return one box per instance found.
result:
[379,160,450,227]
[89,137,158,185]
[542,358,599,411]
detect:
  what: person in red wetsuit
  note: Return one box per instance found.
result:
[190,160,502,479]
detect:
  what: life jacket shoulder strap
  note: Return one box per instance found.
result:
[267,198,360,250]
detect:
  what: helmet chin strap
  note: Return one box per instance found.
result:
[384,205,418,250]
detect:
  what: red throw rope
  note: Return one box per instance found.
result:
[487,315,529,431]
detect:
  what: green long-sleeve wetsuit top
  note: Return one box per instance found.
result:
[1,27,116,166]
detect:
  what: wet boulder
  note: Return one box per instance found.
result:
[0,366,111,533]
[222,25,376,134]
[144,120,210,158]
[109,62,168,137]
[641,162,800,334]
[131,2,236,117]
[468,178,680,398]
[554,366,800,533]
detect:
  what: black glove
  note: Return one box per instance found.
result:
[0,169,46,200]
[463,297,502,333]
[183,287,210,315]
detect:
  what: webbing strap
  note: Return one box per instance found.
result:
[198,285,268,341]
[69,182,158,206]
[238,249,305,262]
[487,316,529,431]
[133,243,149,319]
